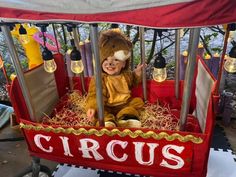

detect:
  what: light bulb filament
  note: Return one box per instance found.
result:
[153,67,167,82]
[44,59,57,73]
[71,60,84,74]
[224,57,236,73]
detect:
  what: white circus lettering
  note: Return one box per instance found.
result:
[34,134,53,153]
[106,140,128,162]
[32,134,188,170]
[160,145,185,169]
[133,142,158,166]
[78,138,104,161]
[59,136,73,157]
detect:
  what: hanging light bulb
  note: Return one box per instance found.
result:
[65,24,84,74]
[153,53,167,82]
[224,46,236,73]
[70,46,84,74]
[19,25,30,44]
[42,47,57,73]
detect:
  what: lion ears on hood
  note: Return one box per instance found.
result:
[99,29,132,62]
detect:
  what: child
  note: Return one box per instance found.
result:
[86,29,144,128]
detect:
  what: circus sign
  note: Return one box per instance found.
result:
[27,132,193,173]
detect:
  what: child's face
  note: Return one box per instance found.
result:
[102,56,126,75]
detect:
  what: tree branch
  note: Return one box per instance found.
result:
[132,27,139,46]
[147,30,158,64]
[200,35,212,56]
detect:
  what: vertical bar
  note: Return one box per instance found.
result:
[72,26,86,94]
[1,25,36,122]
[89,24,104,126]
[188,29,194,53]
[180,28,200,131]
[72,26,80,49]
[214,27,230,95]
[62,24,74,90]
[175,29,181,99]
[139,27,147,102]
[61,24,68,52]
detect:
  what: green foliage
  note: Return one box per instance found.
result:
[201,29,222,56]
[20,57,29,70]
[132,42,143,66]
[3,57,28,80]
[212,32,218,38]
[211,47,222,53]
[203,34,211,45]
[166,60,175,69]
[4,62,12,75]
[203,32,219,46]
[162,49,168,56]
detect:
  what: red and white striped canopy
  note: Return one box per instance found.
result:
[0,0,235,28]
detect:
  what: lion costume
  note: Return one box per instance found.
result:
[86,29,144,128]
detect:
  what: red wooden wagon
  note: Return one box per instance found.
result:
[0,0,235,176]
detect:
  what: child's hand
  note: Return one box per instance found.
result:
[134,63,146,77]
[87,109,95,121]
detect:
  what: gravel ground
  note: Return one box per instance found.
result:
[0,83,9,102]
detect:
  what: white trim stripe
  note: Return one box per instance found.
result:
[0,0,193,14]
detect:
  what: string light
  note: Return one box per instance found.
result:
[70,46,84,74]
[66,24,84,74]
[153,29,167,82]
[42,47,57,73]
[38,24,57,73]
[224,45,236,73]
[153,53,167,82]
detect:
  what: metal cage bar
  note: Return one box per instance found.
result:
[180,28,200,130]
[1,25,36,122]
[175,29,181,99]
[89,24,105,126]
[72,25,86,94]
[139,27,147,102]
